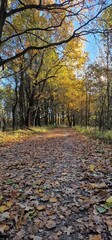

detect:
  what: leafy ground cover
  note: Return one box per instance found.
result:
[73,126,112,144]
[0,128,112,240]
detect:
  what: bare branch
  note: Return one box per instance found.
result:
[5,20,24,48]
[0,1,111,67]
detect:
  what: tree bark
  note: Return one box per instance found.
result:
[0,0,7,43]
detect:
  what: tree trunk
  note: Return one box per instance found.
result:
[57,112,60,125]
[0,0,7,43]
[19,65,25,128]
[25,108,31,128]
[12,105,16,131]
[85,89,88,127]
[44,99,48,126]
[12,78,18,130]
[67,111,72,127]
[72,113,75,126]
[35,107,41,127]
[106,33,110,130]
[62,111,65,125]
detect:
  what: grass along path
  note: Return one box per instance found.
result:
[73,126,112,144]
[0,127,49,147]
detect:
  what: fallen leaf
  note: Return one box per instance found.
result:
[0,212,10,220]
[0,195,3,200]
[89,234,102,240]
[16,209,24,230]
[63,226,74,236]
[30,235,42,240]
[0,205,8,213]
[0,224,9,233]
[104,217,112,231]
[6,200,14,208]
[49,197,58,203]
[97,206,107,213]
[62,172,67,175]
[6,179,14,185]
[41,195,49,202]
[46,220,56,229]
[90,183,106,189]
[106,196,112,204]
[16,229,26,239]
[89,164,95,172]
[36,205,46,211]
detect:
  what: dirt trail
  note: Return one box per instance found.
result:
[0,128,111,240]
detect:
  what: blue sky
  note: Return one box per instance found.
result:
[85,34,100,63]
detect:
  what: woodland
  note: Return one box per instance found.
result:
[0,1,112,240]
[0,0,112,131]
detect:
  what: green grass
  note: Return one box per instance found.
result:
[73,126,112,144]
[0,127,49,146]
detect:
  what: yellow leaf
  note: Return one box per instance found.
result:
[0,195,3,200]
[49,197,58,203]
[6,200,14,208]
[90,182,106,189]
[36,205,46,211]
[89,164,95,172]
[106,196,112,203]
[0,205,8,213]
[38,189,43,193]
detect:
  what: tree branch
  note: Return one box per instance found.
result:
[1,16,66,45]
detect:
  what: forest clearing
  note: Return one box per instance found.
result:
[0,128,112,240]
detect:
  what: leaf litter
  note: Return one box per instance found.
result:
[0,128,111,239]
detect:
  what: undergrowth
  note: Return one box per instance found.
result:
[73,126,112,144]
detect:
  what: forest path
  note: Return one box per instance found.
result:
[0,128,111,240]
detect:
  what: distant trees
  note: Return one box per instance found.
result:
[84,63,112,130]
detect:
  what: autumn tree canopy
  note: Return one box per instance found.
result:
[0,0,112,67]
[0,1,112,130]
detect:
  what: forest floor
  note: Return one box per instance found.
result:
[0,128,112,240]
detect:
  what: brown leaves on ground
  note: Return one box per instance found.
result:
[89,235,102,240]
[0,128,112,240]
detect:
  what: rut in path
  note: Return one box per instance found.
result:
[0,128,111,240]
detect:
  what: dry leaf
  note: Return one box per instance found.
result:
[36,205,46,211]
[6,200,14,208]
[16,209,24,230]
[49,197,58,203]
[90,183,106,189]
[0,224,9,233]
[30,235,42,240]
[16,229,26,239]
[89,234,102,240]
[0,205,8,213]
[63,226,74,236]
[46,220,56,229]
[104,217,112,230]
